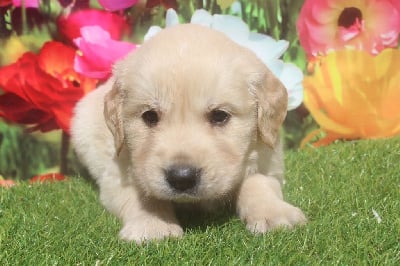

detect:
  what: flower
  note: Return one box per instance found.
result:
[12,0,39,8]
[0,176,17,188]
[0,92,56,132]
[0,1,12,7]
[73,26,136,79]
[97,0,139,11]
[303,49,400,146]
[0,0,39,7]
[0,41,97,133]
[145,9,304,111]
[30,173,66,183]
[297,0,400,57]
[57,9,129,44]
[390,0,400,28]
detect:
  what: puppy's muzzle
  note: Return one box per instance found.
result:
[164,164,201,193]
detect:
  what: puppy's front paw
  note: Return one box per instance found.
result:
[119,217,184,243]
[241,199,307,234]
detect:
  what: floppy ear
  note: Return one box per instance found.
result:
[104,82,125,155]
[253,67,288,148]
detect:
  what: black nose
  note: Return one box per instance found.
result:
[165,164,201,192]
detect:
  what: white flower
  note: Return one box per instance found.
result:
[144,9,303,110]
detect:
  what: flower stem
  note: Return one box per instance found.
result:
[0,7,11,38]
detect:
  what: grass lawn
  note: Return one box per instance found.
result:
[1,137,400,265]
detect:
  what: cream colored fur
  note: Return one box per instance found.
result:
[71,24,306,243]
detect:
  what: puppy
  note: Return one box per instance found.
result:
[71,24,306,243]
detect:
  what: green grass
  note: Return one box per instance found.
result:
[1,138,400,265]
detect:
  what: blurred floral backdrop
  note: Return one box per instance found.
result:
[0,0,399,184]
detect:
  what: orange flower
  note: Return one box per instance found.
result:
[303,49,400,146]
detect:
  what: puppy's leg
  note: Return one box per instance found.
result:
[118,197,183,243]
[236,174,306,233]
[98,176,183,243]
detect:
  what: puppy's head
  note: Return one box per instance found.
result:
[104,24,287,202]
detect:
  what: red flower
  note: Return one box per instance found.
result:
[0,41,97,133]
[57,9,130,44]
[0,0,12,7]
[30,173,66,183]
[0,93,56,132]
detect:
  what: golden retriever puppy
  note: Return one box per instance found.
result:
[71,24,306,243]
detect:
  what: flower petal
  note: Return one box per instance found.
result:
[30,173,66,183]
[12,0,39,8]
[57,9,129,43]
[74,26,136,79]
[98,0,138,11]
[297,0,400,56]
[144,26,162,41]
[279,63,304,110]
[303,49,400,142]
[0,178,17,188]
[211,14,250,44]
[165,8,180,27]
[191,9,213,27]
[246,33,289,61]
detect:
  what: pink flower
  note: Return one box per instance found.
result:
[390,0,400,28]
[297,0,400,57]
[57,9,129,44]
[74,26,136,79]
[12,0,39,8]
[97,0,139,11]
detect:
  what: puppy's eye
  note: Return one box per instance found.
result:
[142,110,159,127]
[208,109,231,126]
